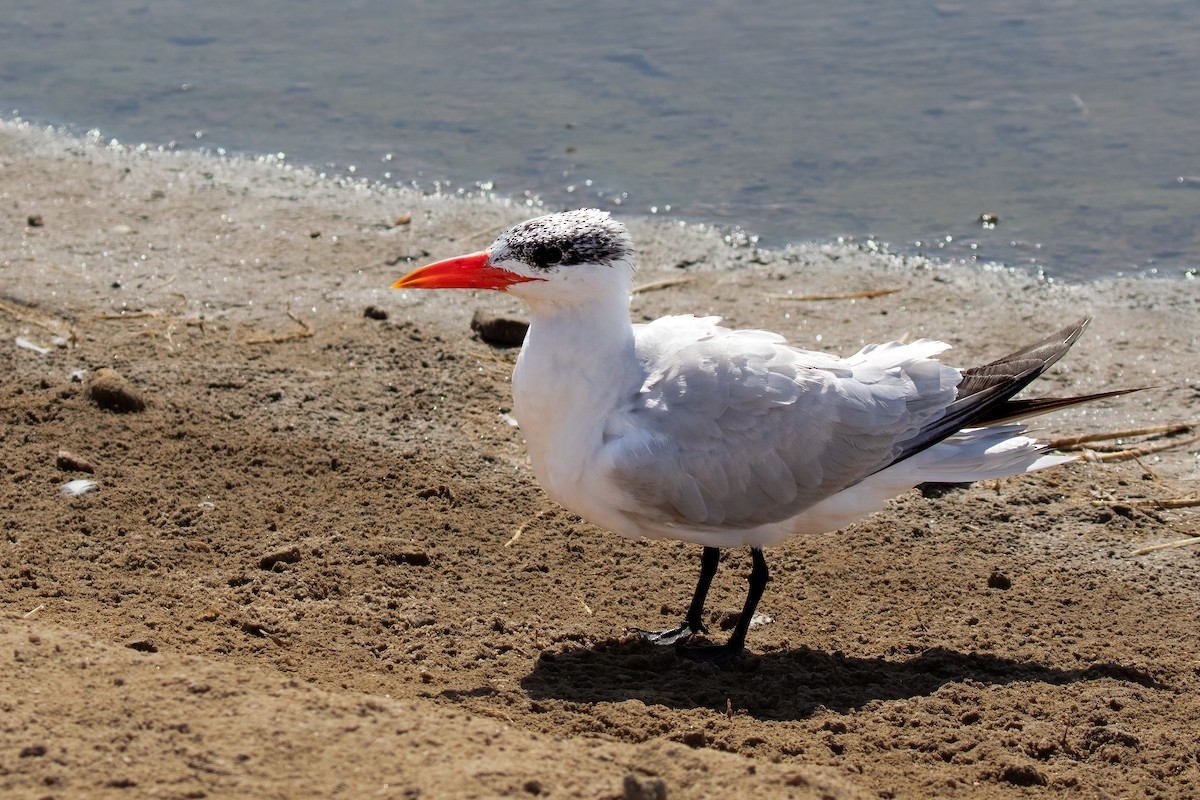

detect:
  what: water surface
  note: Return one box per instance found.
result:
[4,0,1199,280]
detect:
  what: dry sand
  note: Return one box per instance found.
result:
[2,119,1199,799]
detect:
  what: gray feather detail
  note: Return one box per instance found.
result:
[604,316,960,529]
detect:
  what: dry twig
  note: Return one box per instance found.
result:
[0,298,75,342]
[462,224,503,247]
[1049,421,1197,450]
[766,288,901,302]
[1081,433,1200,463]
[1129,537,1200,557]
[506,508,553,547]
[94,311,163,320]
[632,276,696,294]
[1092,497,1200,511]
[244,309,315,345]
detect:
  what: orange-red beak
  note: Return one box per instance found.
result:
[391,250,543,292]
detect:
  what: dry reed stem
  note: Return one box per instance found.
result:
[506,508,553,548]
[766,288,902,301]
[1081,433,1200,463]
[632,276,696,294]
[94,311,163,320]
[1049,421,1197,449]
[1129,537,1200,557]
[0,298,75,340]
[1092,497,1200,510]
[244,309,315,345]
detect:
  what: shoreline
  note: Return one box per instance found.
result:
[9,116,1198,287]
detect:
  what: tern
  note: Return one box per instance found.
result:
[394,208,1128,663]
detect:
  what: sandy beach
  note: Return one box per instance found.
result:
[2,119,1199,799]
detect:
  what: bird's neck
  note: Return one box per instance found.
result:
[517,291,638,401]
[512,292,641,502]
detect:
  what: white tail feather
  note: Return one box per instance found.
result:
[777,425,1072,542]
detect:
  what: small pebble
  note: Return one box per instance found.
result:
[363,305,389,320]
[56,449,97,473]
[259,546,302,571]
[27,214,44,227]
[86,368,147,413]
[470,309,529,346]
[622,775,667,800]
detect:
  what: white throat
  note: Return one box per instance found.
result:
[510,283,640,517]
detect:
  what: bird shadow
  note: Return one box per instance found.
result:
[518,638,1166,721]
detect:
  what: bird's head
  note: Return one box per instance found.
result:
[393,209,634,311]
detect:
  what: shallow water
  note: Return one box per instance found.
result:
[3,0,1199,280]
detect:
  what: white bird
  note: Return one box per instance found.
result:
[394,209,1130,662]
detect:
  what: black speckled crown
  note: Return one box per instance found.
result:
[498,209,633,272]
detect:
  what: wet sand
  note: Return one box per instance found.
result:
[2,120,1199,799]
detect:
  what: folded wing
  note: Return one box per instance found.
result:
[603,316,961,529]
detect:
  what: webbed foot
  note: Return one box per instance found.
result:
[631,620,706,646]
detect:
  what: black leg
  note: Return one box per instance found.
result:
[633,546,721,645]
[683,546,720,634]
[677,547,769,665]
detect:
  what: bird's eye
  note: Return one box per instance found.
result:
[530,243,564,269]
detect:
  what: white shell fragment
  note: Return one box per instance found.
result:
[60,479,99,497]
[15,337,52,354]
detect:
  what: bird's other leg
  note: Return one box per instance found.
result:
[633,546,720,646]
[677,547,769,665]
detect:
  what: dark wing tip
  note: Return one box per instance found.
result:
[885,317,1105,469]
[956,316,1092,401]
[985,386,1146,425]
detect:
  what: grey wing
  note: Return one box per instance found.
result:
[603,321,961,529]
